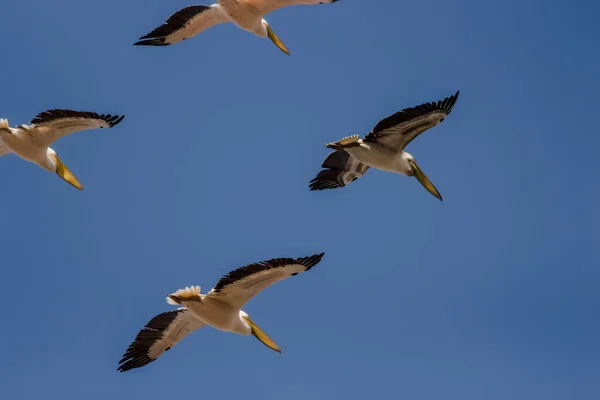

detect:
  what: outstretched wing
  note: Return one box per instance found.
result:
[251,0,339,15]
[17,109,124,147]
[309,150,369,190]
[117,309,206,372]
[206,253,325,309]
[363,91,460,151]
[134,4,229,46]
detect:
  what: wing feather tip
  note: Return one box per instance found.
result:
[308,179,344,191]
[109,114,125,127]
[134,38,169,46]
[444,90,460,115]
[298,252,325,271]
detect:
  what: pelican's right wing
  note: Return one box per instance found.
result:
[252,0,339,15]
[117,309,206,372]
[363,91,460,151]
[309,150,369,190]
[205,253,325,309]
[15,109,124,147]
[134,4,229,46]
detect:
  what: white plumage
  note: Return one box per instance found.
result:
[310,91,461,200]
[134,0,340,55]
[0,109,124,190]
[117,253,324,372]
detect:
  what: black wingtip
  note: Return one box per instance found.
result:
[450,90,460,105]
[439,90,460,116]
[133,38,169,46]
[112,115,125,127]
[308,170,346,191]
[104,114,125,128]
[297,252,325,271]
[309,179,337,191]
[308,180,344,191]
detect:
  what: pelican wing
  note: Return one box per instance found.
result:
[18,109,124,147]
[363,91,460,151]
[206,253,325,308]
[118,309,206,372]
[309,150,369,190]
[134,4,229,46]
[252,0,339,15]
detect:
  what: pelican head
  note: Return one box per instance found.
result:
[402,152,442,201]
[240,310,282,353]
[261,19,290,56]
[47,148,83,191]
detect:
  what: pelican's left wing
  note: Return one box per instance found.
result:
[134,4,229,46]
[118,309,206,372]
[363,91,460,151]
[206,253,325,308]
[19,109,124,147]
[309,150,369,190]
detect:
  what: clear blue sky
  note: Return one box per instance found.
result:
[1,0,598,399]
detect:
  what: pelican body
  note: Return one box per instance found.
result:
[309,91,461,200]
[134,1,340,55]
[0,110,124,190]
[343,142,412,174]
[169,290,253,335]
[118,253,325,372]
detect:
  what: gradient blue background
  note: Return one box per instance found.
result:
[1,0,598,398]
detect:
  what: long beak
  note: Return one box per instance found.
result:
[266,25,290,56]
[53,155,83,191]
[243,316,282,353]
[408,159,442,201]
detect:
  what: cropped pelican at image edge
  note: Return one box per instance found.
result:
[0,109,125,190]
[133,0,340,55]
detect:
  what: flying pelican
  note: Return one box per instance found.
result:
[0,109,124,190]
[133,1,339,55]
[309,91,460,201]
[117,253,325,372]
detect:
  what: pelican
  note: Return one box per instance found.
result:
[0,109,124,190]
[133,1,340,55]
[117,253,325,372]
[309,91,460,201]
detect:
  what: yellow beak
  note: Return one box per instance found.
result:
[266,25,290,56]
[243,315,282,353]
[52,154,83,191]
[408,159,442,201]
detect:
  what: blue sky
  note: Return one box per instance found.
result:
[1,0,599,398]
